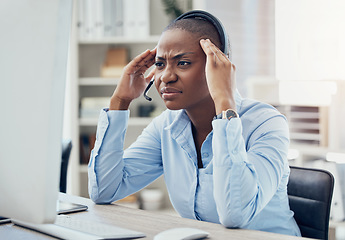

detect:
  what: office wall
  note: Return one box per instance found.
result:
[203,0,275,97]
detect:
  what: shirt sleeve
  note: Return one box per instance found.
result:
[88,109,163,204]
[211,115,289,228]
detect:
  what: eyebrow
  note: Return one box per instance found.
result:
[156,52,195,60]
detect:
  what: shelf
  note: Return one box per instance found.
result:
[290,132,321,141]
[79,117,153,127]
[78,35,161,45]
[289,112,320,119]
[289,122,320,130]
[79,77,119,86]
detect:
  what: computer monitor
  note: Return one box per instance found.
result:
[0,0,72,224]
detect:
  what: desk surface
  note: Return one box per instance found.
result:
[0,193,309,240]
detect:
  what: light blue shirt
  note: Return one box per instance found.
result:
[88,92,301,236]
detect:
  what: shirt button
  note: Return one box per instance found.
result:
[202,153,209,158]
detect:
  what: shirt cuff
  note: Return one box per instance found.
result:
[91,108,129,160]
[212,118,246,167]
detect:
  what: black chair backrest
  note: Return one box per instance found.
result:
[60,139,72,193]
[288,166,334,240]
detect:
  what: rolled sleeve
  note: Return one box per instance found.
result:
[211,115,289,228]
[88,109,130,202]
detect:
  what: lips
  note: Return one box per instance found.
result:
[160,87,182,100]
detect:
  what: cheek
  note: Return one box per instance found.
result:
[186,67,207,85]
[192,70,209,93]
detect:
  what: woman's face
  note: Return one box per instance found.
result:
[154,28,211,111]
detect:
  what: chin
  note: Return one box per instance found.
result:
[164,101,184,111]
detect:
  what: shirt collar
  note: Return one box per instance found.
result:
[164,109,190,140]
[164,89,243,138]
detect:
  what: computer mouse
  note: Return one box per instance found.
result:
[154,227,209,240]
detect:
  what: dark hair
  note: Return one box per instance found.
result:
[164,18,222,52]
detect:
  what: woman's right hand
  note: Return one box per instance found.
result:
[110,48,156,110]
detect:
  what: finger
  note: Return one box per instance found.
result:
[200,39,228,65]
[200,39,221,64]
[133,49,156,74]
[200,39,216,55]
[126,49,155,73]
[131,49,151,66]
[208,40,228,63]
[207,39,229,63]
[145,67,156,83]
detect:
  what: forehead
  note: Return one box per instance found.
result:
[156,29,201,57]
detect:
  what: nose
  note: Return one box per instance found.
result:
[160,65,177,84]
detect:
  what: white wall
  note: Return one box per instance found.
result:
[202,0,276,97]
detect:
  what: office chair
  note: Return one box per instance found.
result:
[288,166,334,240]
[60,139,72,193]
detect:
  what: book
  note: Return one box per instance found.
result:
[101,48,128,78]
[80,97,110,118]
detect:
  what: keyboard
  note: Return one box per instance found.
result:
[12,214,146,240]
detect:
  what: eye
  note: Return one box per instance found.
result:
[178,61,191,67]
[155,61,164,69]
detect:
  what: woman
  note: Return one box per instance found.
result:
[88,10,301,236]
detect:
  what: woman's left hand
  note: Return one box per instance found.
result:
[200,39,237,113]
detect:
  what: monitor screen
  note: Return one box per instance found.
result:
[0,0,72,224]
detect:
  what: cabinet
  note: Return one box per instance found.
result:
[275,105,330,166]
[246,77,345,166]
[69,0,171,197]
[275,105,329,147]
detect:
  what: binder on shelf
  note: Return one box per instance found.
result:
[113,0,124,36]
[77,0,85,39]
[79,0,104,39]
[93,0,104,38]
[103,0,124,37]
[123,0,136,38]
[79,0,148,40]
[83,0,93,39]
[135,0,149,38]
[123,0,149,38]
[102,0,112,37]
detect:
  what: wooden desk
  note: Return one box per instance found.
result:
[0,193,309,240]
